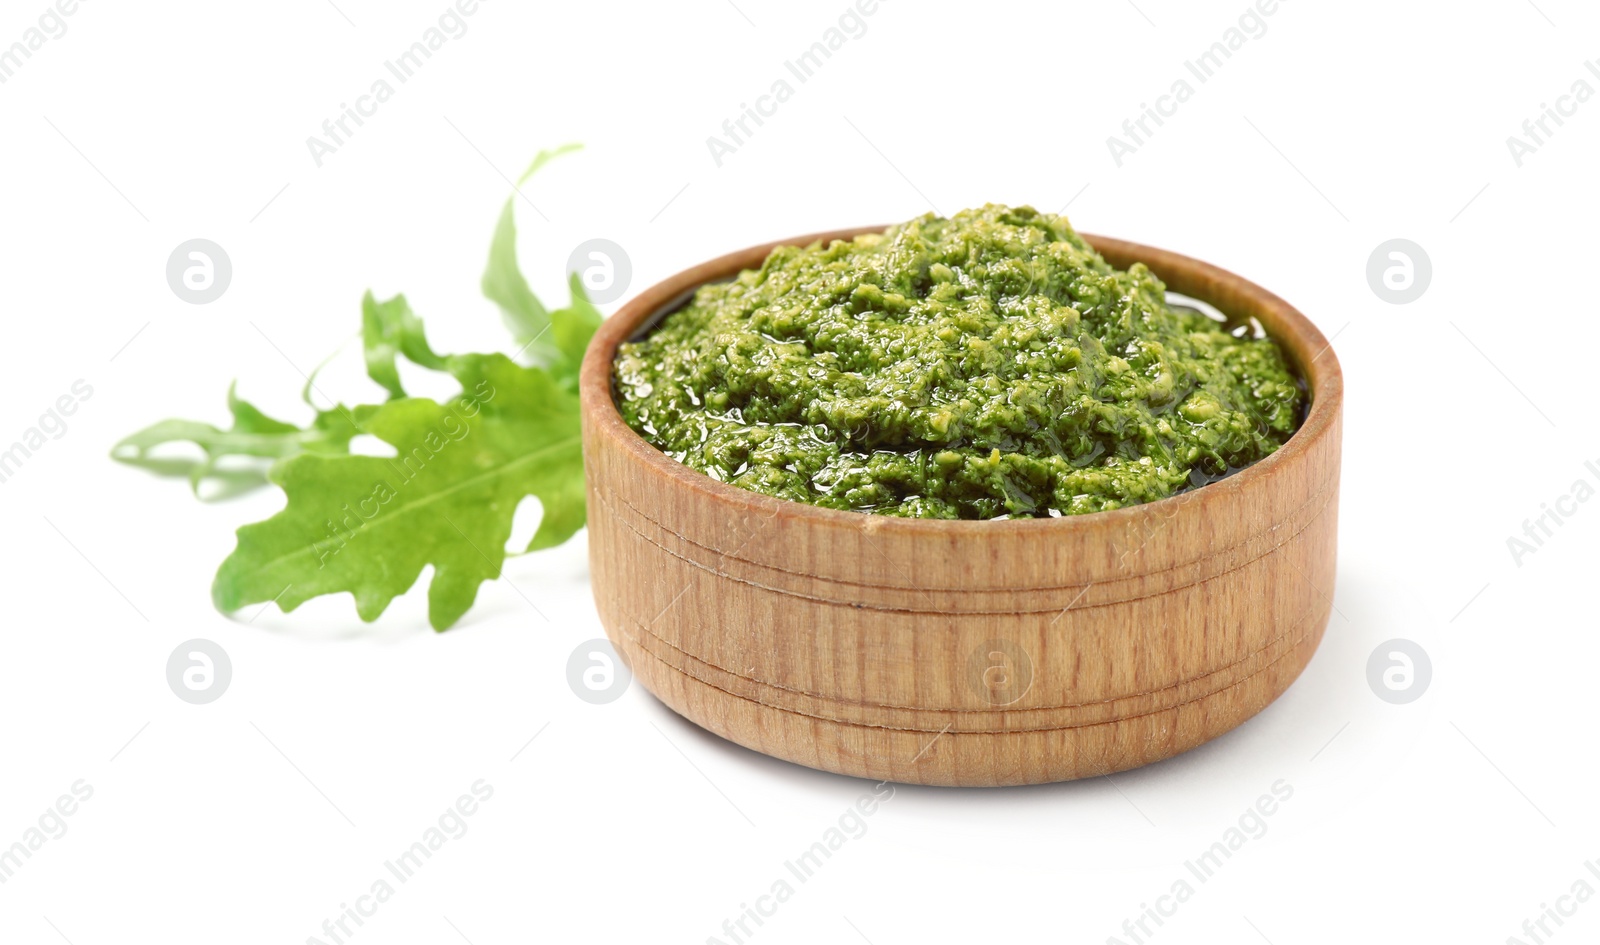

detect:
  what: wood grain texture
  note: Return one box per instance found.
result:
[579,228,1343,787]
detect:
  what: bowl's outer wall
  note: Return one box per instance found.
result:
[579,228,1343,787]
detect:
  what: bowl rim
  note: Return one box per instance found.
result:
[579,225,1342,536]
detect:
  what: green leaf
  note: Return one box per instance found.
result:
[120,143,599,632]
[549,273,604,372]
[481,143,581,370]
[112,383,359,497]
[301,335,355,408]
[211,355,584,631]
[483,200,551,360]
[514,143,583,187]
[362,291,447,399]
[445,352,588,552]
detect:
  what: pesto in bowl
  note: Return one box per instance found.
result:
[612,205,1304,520]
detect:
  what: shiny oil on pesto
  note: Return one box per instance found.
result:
[613,205,1305,519]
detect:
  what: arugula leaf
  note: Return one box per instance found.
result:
[211,354,585,630]
[121,145,607,631]
[361,291,446,399]
[483,199,550,353]
[550,273,603,372]
[112,383,358,498]
[481,143,582,374]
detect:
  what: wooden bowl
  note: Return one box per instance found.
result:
[579,227,1342,787]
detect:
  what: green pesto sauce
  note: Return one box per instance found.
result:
[613,205,1305,520]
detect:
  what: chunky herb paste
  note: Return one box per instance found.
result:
[614,205,1305,519]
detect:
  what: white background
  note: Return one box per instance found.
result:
[1,0,1595,942]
